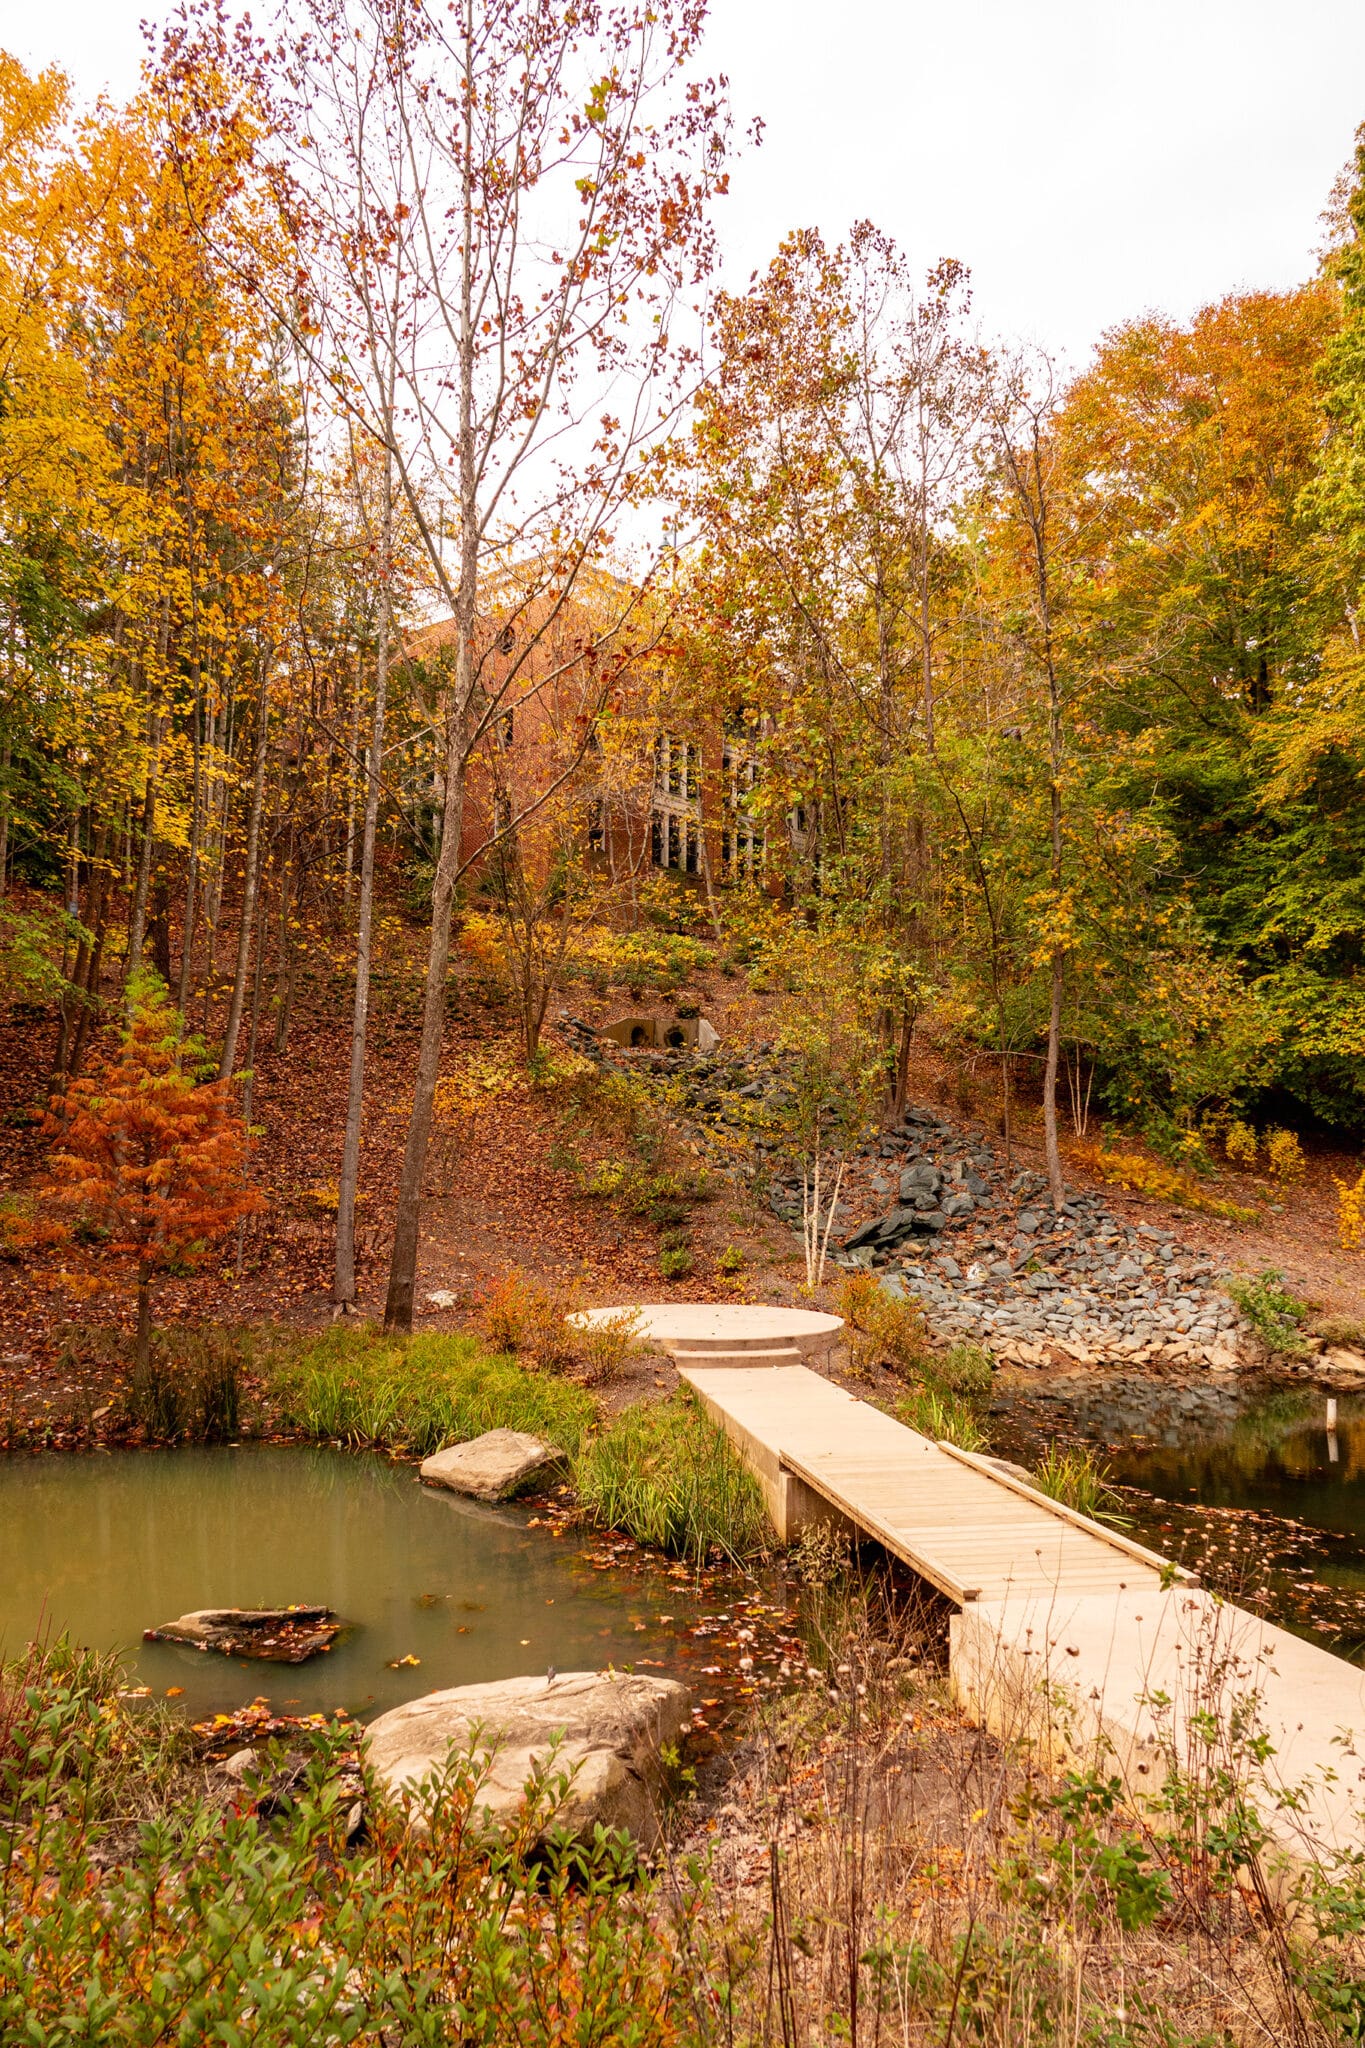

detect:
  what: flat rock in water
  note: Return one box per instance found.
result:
[419,1428,565,1502]
[143,1606,343,1663]
[365,1669,690,1844]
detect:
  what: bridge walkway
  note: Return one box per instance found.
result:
[677,1363,1184,1604]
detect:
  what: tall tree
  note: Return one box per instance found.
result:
[178,0,732,1327]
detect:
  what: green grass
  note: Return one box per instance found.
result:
[269,1326,596,1458]
[573,1391,769,1565]
[895,1385,989,1453]
[1030,1444,1131,1528]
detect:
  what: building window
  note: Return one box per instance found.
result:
[652,733,702,874]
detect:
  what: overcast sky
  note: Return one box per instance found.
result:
[4,0,1363,370]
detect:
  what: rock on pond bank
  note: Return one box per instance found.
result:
[419,1429,567,1502]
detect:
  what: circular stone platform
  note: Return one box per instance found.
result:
[568,1302,843,1362]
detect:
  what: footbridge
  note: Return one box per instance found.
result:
[572,1301,1365,1876]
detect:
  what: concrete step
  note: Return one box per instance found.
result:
[672,1345,805,1369]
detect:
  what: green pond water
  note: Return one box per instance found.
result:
[1008,1385,1365,1659]
[1109,1394,1365,1536]
[0,1446,710,1719]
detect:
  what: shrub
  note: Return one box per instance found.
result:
[473,1271,638,1380]
[1317,1311,1365,1349]
[1030,1444,1130,1527]
[1225,1268,1312,1359]
[834,1269,930,1376]
[573,1392,768,1564]
[573,925,712,994]
[109,1323,278,1442]
[585,1159,709,1219]
[717,1244,745,1276]
[0,1192,33,1259]
[933,1341,994,1406]
[269,1326,595,1456]
[475,1269,580,1368]
[2,1644,690,2043]
[1265,1127,1306,1183]
[896,1385,988,1453]
[1074,1139,1256,1222]
[1334,1167,1365,1253]
[1224,1119,1258,1169]
[659,1244,693,1281]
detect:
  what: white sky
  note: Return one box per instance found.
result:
[4,0,1363,370]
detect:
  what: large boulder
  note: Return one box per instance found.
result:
[419,1428,566,1502]
[364,1669,691,1843]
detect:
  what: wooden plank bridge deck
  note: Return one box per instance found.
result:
[677,1363,1184,1605]
[674,1354,1365,1875]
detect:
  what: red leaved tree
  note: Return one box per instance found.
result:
[44,974,264,1369]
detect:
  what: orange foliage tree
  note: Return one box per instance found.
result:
[43,975,263,1368]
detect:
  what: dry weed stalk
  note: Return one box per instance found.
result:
[668,1577,1362,2045]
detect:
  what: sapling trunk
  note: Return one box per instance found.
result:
[1043,950,1065,1210]
[135,1270,153,1374]
[218,667,270,1080]
[802,1151,846,1292]
[126,718,160,977]
[336,463,391,1310]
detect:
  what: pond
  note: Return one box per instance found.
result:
[0,1445,719,1719]
[994,1374,1365,1660]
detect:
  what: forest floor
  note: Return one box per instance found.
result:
[0,919,1361,1435]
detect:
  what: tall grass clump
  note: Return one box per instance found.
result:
[933,1339,994,1404]
[573,1392,768,1565]
[1030,1443,1131,1527]
[895,1385,988,1452]
[270,1326,596,1457]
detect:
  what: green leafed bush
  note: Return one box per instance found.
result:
[931,1341,995,1406]
[270,1326,596,1457]
[1,1641,690,2043]
[573,1392,769,1565]
[1224,1267,1312,1358]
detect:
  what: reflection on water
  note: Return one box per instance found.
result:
[1109,1392,1365,1535]
[0,1446,704,1719]
[1105,1391,1365,1660]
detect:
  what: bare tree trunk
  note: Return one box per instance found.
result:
[126,714,160,978]
[149,876,173,984]
[0,731,11,893]
[234,872,269,1277]
[218,667,270,1080]
[382,714,467,1331]
[336,473,391,1310]
[384,47,478,1336]
[135,1270,153,1375]
[1043,954,1065,1208]
[344,640,361,900]
[178,686,204,1014]
[893,1007,915,1116]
